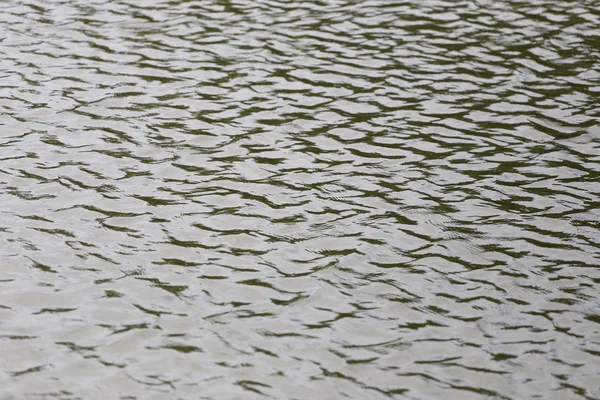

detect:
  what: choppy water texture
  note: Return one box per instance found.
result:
[0,0,599,398]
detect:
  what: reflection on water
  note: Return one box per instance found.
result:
[0,0,599,398]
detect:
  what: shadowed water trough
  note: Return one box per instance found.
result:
[0,0,599,398]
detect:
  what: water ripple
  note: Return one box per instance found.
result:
[1,0,599,398]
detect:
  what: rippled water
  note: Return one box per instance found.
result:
[1,0,599,398]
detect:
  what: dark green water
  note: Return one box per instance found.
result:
[0,0,599,398]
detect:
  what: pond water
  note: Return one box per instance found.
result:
[0,0,599,398]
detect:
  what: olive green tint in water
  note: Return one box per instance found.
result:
[0,0,599,398]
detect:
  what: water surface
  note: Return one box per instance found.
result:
[1,0,599,398]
